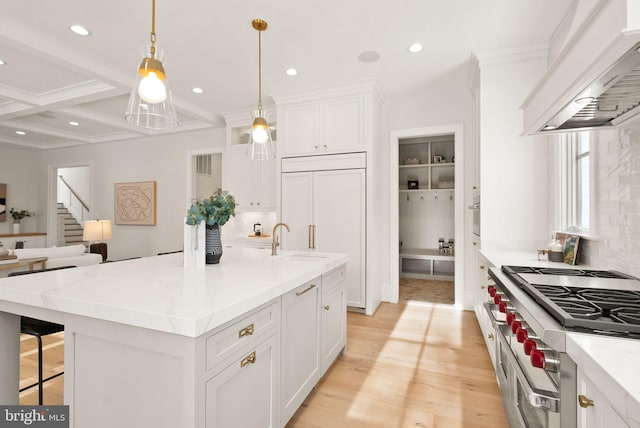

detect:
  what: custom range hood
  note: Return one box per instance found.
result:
[522,1,640,134]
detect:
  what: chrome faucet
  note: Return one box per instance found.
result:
[271,222,290,256]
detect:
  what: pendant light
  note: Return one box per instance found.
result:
[124,0,178,129]
[247,19,275,160]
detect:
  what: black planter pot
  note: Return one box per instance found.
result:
[205,223,223,264]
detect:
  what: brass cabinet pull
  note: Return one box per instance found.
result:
[480,285,486,289]
[480,265,485,269]
[296,284,317,296]
[240,351,257,368]
[324,305,330,311]
[488,333,494,340]
[238,323,254,338]
[473,242,477,246]
[308,225,313,249]
[578,394,594,408]
[312,225,316,249]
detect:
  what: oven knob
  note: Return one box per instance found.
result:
[511,320,522,335]
[498,302,513,313]
[530,349,558,372]
[516,327,528,343]
[487,285,496,297]
[506,312,517,326]
[523,339,537,355]
[493,293,504,304]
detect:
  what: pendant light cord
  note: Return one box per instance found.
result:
[257,27,262,111]
[150,0,157,58]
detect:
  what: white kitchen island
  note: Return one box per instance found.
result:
[0,247,348,428]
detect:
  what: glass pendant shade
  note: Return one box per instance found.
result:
[125,45,178,129]
[247,109,275,160]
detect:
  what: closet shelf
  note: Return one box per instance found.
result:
[400,248,454,261]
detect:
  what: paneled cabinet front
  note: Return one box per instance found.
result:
[226,148,276,210]
[281,278,322,425]
[279,96,364,157]
[281,165,366,308]
[576,367,630,428]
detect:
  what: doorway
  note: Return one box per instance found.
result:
[389,124,464,307]
[47,163,93,248]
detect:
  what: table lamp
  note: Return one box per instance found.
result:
[83,220,112,262]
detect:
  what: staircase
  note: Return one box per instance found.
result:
[57,203,86,247]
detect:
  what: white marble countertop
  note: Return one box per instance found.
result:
[0,248,348,338]
[480,247,640,424]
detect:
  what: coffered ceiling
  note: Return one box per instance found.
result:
[0,0,572,150]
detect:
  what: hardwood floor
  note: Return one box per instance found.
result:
[286,302,507,427]
[19,293,507,427]
[19,331,64,405]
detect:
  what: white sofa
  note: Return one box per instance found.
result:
[1,244,102,277]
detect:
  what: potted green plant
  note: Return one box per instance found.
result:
[10,208,33,234]
[186,190,236,264]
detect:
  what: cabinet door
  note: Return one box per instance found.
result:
[280,104,319,157]
[281,172,313,251]
[257,154,276,209]
[281,279,321,425]
[205,333,279,428]
[314,169,366,308]
[320,97,363,153]
[226,149,257,209]
[577,367,630,428]
[321,283,345,375]
[227,150,276,210]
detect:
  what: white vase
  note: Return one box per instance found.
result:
[183,220,205,267]
[12,222,20,234]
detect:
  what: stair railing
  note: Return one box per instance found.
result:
[57,175,90,225]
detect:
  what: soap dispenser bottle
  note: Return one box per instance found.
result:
[548,234,564,262]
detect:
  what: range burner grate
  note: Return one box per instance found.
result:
[578,289,640,305]
[612,308,640,326]
[550,298,602,320]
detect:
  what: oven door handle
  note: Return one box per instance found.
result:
[483,301,506,327]
[495,327,560,413]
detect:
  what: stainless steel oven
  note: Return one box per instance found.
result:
[485,268,581,428]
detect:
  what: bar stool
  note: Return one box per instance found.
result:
[9,265,76,404]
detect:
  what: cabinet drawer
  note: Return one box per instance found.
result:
[322,265,345,296]
[206,300,280,371]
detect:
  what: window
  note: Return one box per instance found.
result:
[560,131,594,234]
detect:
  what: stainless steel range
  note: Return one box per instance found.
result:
[486,265,640,428]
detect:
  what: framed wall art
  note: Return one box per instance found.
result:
[0,183,6,222]
[114,181,156,226]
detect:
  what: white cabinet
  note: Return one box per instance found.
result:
[226,148,276,210]
[278,96,364,157]
[281,278,321,425]
[320,266,346,375]
[203,300,280,428]
[577,368,630,428]
[205,333,279,428]
[281,154,366,308]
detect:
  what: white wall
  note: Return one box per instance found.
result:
[58,166,91,206]
[37,128,226,260]
[0,144,44,235]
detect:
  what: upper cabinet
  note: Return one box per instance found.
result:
[273,80,382,158]
[522,0,640,134]
[223,109,277,211]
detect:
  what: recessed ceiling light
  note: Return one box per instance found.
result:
[16,131,26,135]
[358,51,381,63]
[69,121,80,126]
[69,25,91,36]
[0,59,6,66]
[285,68,298,76]
[192,87,204,94]
[408,43,423,53]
